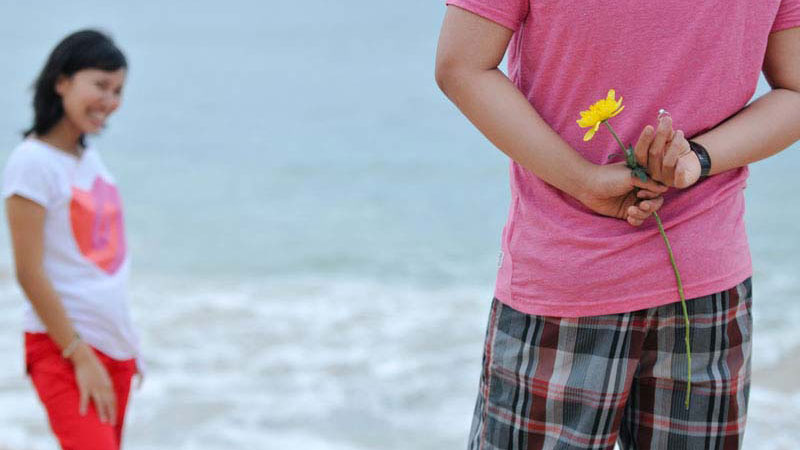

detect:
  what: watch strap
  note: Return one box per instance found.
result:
[688,140,711,179]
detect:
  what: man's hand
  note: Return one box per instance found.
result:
[580,163,668,226]
[634,116,702,188]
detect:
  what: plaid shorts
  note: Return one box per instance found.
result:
[468,278,752,450]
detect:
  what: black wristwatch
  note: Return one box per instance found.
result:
[688,140,711,179]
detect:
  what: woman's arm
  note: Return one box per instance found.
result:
[642,28,800,186]
[6,195,118,425]
[8,196,80,351]
[435,6,667,226]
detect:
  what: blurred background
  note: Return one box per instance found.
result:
[0,1,797,448]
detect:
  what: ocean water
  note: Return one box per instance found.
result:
[0,1,797,449]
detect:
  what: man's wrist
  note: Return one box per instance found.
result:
[573,162,601,205]
[688,140,711,178]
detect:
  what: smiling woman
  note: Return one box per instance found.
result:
[2,30,142,450]
[25,31,126,152]
[56,68,125,135]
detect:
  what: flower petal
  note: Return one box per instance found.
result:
[578,90,626,137]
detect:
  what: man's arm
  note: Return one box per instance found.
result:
[435,6,596,198]
[647,28,800,186]
[435,6,667,225]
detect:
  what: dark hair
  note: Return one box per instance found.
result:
[24,29,127,143]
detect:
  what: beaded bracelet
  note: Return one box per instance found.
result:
[61,333,82,359]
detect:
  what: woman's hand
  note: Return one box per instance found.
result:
[579,162,668,226]
[69,344,117,425]
[634,116,702,188]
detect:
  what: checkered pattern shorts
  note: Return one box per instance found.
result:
[468,278,752,450]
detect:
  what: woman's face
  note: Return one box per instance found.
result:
[55,68,126,135]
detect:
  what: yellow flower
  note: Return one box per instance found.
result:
[577,89,625,141]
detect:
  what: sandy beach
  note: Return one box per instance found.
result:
[745,346,800,450]
[0,308,800,450]
[753,345,800,393]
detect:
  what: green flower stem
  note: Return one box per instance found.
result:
[653,212,692,409]
[605,120,692,409]
[604,121,626,153]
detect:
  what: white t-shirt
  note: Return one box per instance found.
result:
[2,138,141,362]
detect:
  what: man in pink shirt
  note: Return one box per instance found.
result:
[435,1,800,448]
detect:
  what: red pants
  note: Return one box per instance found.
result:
[25,333,137,450]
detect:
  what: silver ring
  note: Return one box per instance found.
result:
[658,108,671,119]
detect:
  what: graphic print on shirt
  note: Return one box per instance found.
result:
[70,177,126,275]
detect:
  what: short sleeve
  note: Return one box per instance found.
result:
[446,0,529,32]
[772,0,800,32]
[2,148,55,207]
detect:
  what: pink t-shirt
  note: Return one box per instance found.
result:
[446,0,800,316]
